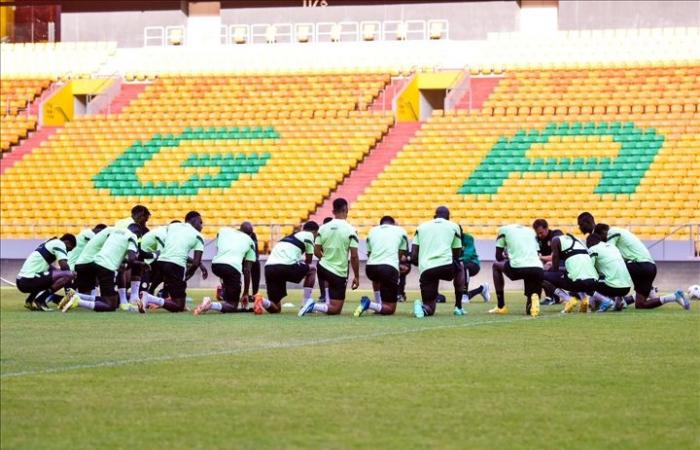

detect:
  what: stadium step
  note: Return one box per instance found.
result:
[309,121,421,221]
[103,83,148,114]
[454,76,503,110]
[369,77,410,111]
[0,126,59,174]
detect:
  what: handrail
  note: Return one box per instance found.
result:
[36,81,66,127]
[444,67,470,111]
[392,72,415,119]
[86,71,121,115]
[54,106,69,122]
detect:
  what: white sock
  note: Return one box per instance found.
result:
[313,302,328,313]
[210,302,222,311]
[262,298,272,308]
[660,293,676,304]
[78,299,95,310]
[555,288,572,302]
[373,291,381,303]
[78,293,95,301]
[118,288,128,305]
[303,287,313,299]
[369,301,382,312]
[592,292,612,304]
[91,288,98,297]
[461,294,468,303]
[130,281,140,301]
[324,288,330,304]
[142,292,164,306]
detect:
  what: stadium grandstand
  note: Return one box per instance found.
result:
[0,1,699,447]
[1,1,698,273]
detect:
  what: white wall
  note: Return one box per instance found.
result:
[559,0,700,30]
[220,1,519,40]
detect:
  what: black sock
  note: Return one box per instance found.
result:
[454,288,463,309]
[34,290,53,305]
[497,290,505,308]
[25,292,38,305]
[468,286,483,299]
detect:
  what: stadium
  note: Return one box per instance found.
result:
[0,0,699,448]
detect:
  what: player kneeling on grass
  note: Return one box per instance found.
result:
[578,213,689,310]
[138,211,206,313]
[544,232,598,314]
[491,224,544,316]
[411,206,465,318]
[194,222,257,315]
[585,232,634,312]
[255,221,319,314]
[299,198,360,316]
[589,229,690,311]
[354,216,408,317]
[60,224,144,313]
[16,234,76,311]
[458,229,490,306]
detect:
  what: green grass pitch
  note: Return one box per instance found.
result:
[1,287,698,449]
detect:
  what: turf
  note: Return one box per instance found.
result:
[1,287,698,450]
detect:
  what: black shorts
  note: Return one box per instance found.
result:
[366,264,399,303]
[625,261,656,297]
[16,273,53,294]
[265,263,310,304]
[464,262,480,278]
[158,261,187,299]
[75,262,99,293]
[594,282,630,298]
[543,270,596,296]
[212,263,242,303]
[503,261,544,297]
[419,262,459,303]
[95,264,118,298]
[317,264,348,301]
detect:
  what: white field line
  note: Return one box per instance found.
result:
[1,315,560,379]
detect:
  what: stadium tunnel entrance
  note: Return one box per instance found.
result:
[396,70,462,121]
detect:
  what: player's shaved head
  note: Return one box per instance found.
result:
[323,216,333,224]
[240,221,254,235]
[185,211,203,231]
[60,233,77,251]
[127,223,144,238]
[593,223,610,241]
[131,205,151,225]
[380,215,395,225]
[303,221,319,232]
[93,223,107,234]
[586,233,602,248]
[434,206,450,220]
[332,198,348,213]
[577,212,595,234]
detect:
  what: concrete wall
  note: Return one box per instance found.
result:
[559,0,700,30]
[221,1,519,40]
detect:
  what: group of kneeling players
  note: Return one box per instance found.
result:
[15,198,691,318]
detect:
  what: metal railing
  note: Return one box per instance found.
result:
[86,74,122,115]
[163,19,449,46]
[444,67,471,111]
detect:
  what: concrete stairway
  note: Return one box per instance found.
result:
[454,77,503,110]
[0,127,58,174]
[309,121,421,221]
